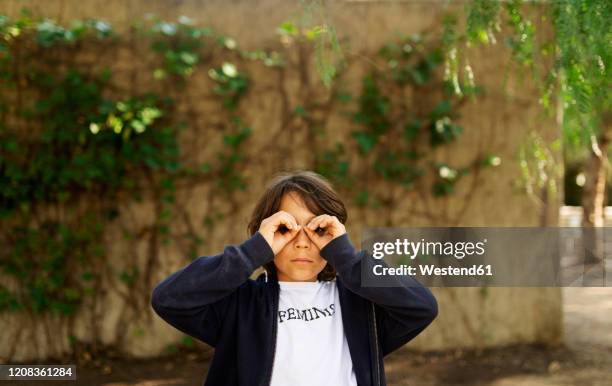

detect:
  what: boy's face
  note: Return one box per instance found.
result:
[274,192,328,282]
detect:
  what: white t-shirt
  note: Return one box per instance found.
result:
[269,279,358,386]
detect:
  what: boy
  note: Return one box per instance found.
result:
[151,170,438,386]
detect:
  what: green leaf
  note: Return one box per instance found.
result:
[404,120,421,141]
[352,131,376,153]
[277,22,298,37]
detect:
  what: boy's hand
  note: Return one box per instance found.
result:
[303,214,346,250]
[258,211,301,255]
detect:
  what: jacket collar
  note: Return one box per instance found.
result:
[256,267,278,283]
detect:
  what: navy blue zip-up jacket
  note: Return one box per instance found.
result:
[151,231,438,386]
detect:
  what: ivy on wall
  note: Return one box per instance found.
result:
[0,8,500,339]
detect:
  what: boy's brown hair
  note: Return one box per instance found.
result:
[247,170,347,281]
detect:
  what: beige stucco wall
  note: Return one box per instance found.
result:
[0,0,562,362]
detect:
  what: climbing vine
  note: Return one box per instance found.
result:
[0,8,501,359]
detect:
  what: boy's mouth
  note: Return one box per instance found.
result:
[291,258,314,263]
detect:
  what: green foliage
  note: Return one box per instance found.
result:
[462,0,611,152]
[518,132,561,204]
[441,14,481,98]
[0,13,183,314]
[164,335,196,354]
[345,33,487,197]
[466,0,501,45]
[432,163,470,197]
[312,23,343,88]
[2,216,104,315]
[35,18,114,46]
[0,9,114,48]
[209,63,249,111]
[216,119,252,192]
[352,74,391,153]
[149,16,212,79]
[458,0,610,209]
[551,0,611,150]
[504,0,535,67]
[0,9,495,318]
[0,69,176,216]
[314,142,351,187]
[277,1,345,88]
[428,100,463,146]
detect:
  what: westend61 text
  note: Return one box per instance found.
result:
[373,264,494,276]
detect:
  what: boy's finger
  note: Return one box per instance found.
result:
[287,228,300,240]
[313,218,330,231]
[304,226,316,238]
[304,224,322,239]
[288,215,298,230]
[320,215,334,226]
[308,217,322,230]
[303,227,319,244]
[280,214,298,230]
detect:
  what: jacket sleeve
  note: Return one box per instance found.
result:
[150,231,274,347]
[320,233,438,356]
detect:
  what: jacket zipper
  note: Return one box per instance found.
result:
[261,281,279,386]
[371,302,381,386]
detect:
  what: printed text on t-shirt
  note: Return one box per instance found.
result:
[277,303,335,323]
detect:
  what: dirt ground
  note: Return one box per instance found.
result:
[4,288,611,386]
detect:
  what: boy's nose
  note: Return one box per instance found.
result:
[294,228,310,248]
